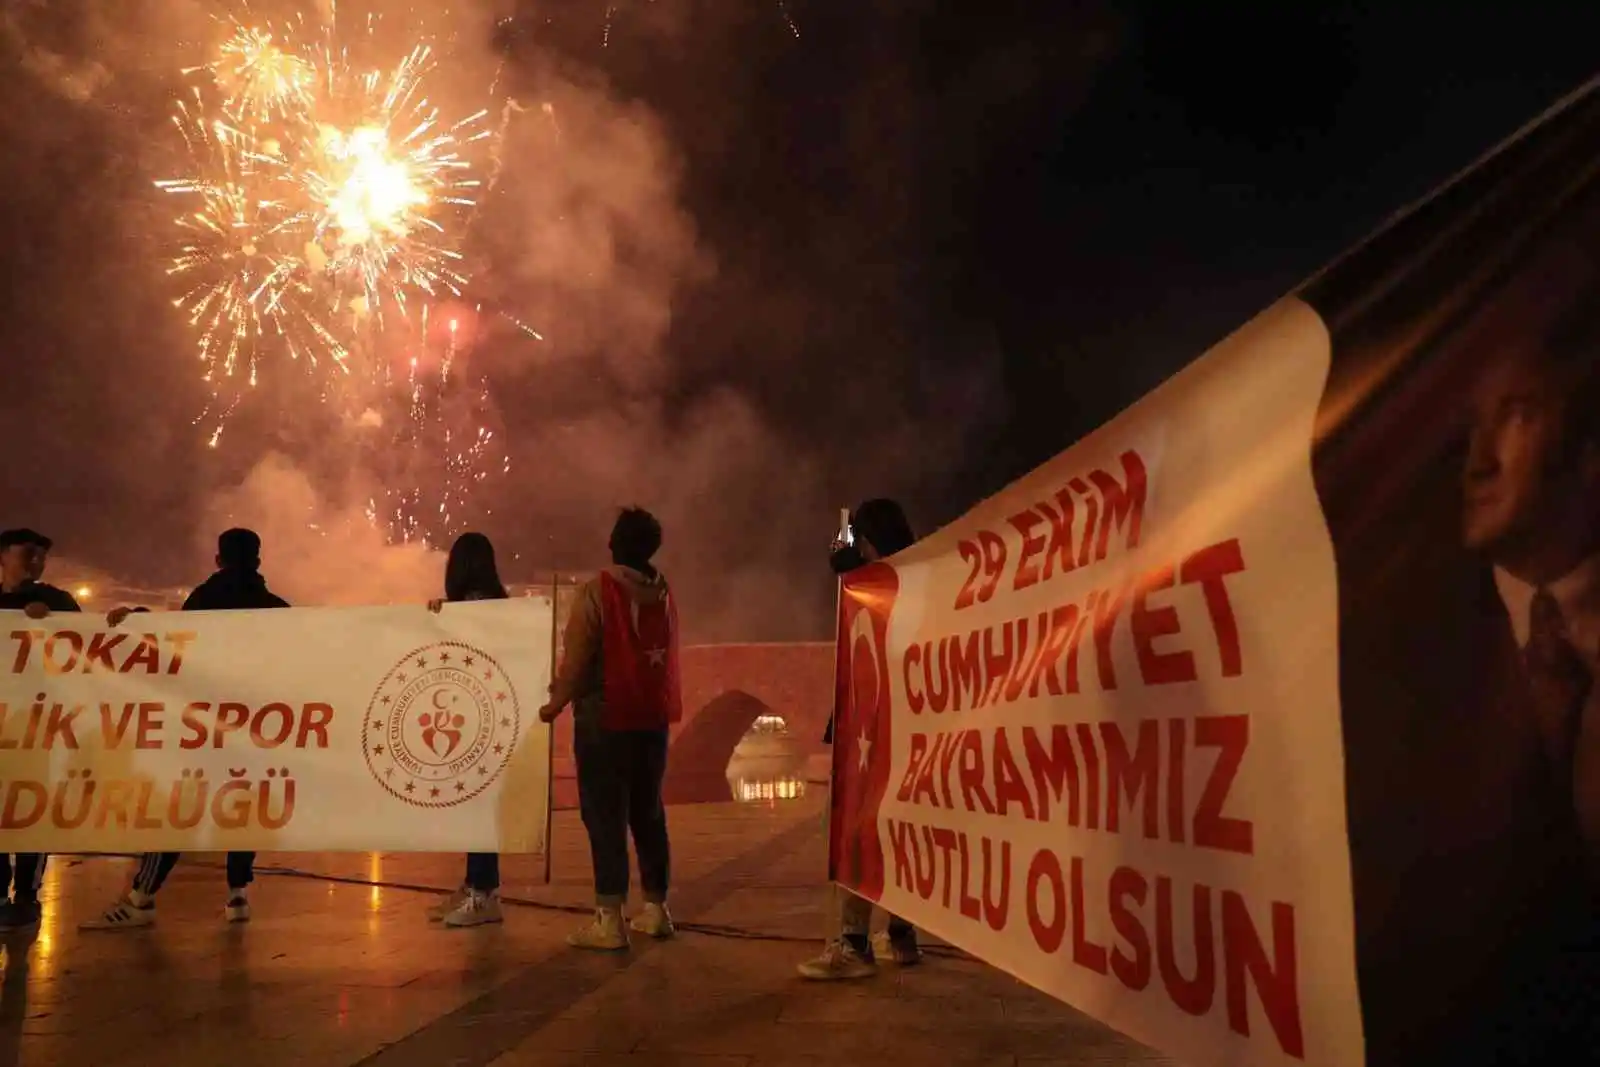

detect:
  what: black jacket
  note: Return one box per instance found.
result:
[0,582,81,613]
[829,543,868,576]
[450,587,508,604]
[183,568,290,611]
[830,498,916,574]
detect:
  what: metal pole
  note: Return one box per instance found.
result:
[542,570,557,886]
[822,506,849,941]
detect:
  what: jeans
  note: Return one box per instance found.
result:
[133,851,256,894]
[575,725,670,907]
[0,854,45,904]
[464,852,500,892]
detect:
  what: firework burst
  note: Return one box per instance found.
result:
[159,1,515,545]
[289,32,491,318]
[161,3,492,420]
[159,83,349,408]
[204,21,316,124]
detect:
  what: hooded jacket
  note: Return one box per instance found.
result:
[553,564,674,729]
[182,568,291,611]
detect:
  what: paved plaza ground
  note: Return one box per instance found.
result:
[1,794,1170,1067]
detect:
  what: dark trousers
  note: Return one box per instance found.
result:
[132,851,256,895]
[0,854,46,904]
[464,852,500,892]
[575,725,670,906]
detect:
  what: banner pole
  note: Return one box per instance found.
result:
[822,506,849,942]
[542,571,557,887]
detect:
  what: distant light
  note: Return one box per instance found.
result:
[76,586,92,599]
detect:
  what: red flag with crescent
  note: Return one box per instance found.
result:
[599,571,683,731]
[828,560,900,899]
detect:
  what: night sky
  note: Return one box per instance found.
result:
[0,0,1595,637]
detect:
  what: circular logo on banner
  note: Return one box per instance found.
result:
[364,642,520,808]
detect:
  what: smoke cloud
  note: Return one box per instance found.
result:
[202,453,441,605]
[0,0,997,639]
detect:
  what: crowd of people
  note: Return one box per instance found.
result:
[0,499,930,980]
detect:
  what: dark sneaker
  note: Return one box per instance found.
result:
[886,929,923,966]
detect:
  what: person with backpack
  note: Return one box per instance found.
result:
[539,507,680,951]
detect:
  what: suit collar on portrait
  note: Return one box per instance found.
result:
[1495,553,1600,667]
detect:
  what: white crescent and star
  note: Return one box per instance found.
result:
[848,608,884,774]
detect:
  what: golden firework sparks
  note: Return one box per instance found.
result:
[158,86,349,414]
[289,42,488,319]
[159,6,489,440]
[158,2,524,544]
[205,22,315,124]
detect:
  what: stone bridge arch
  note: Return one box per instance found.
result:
[662,690,775,804]
[663,643,835,804]
[550,642,836,808]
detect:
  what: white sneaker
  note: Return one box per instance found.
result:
[427,886,469,922]
[80,895,156,931]
[797,939,877,980]
[441,889,503,928]
[629,901,675,940]
[224,893,251,923]
[566,907,628,951]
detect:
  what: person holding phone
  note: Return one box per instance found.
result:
[799,499,923,979]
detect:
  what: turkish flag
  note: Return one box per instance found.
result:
[598,571,683,730]
[828,561,900,900]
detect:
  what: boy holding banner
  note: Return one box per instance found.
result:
[80,528,290,931]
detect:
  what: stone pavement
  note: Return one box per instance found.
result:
[0,794,1171,1067]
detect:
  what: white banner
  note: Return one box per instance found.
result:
[830,299,1364,1067]
[0,599,553,853]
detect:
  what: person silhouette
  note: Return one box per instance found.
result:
[424,532,513,929]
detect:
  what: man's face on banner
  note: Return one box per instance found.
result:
[1463,347,1598,578]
